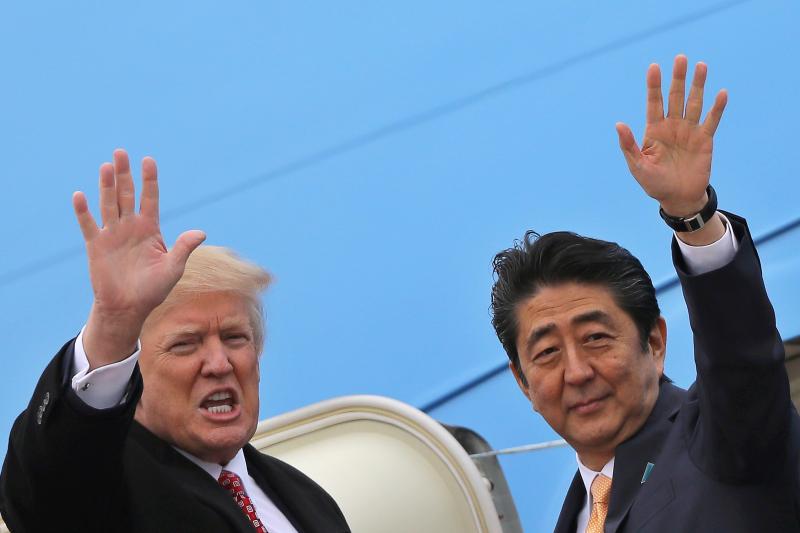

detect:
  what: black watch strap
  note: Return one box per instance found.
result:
[658,185,718,233]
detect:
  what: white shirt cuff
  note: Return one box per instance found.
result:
[675,213,739,276]
[71,326,141,409]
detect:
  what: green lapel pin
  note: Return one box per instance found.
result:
[641,462,655,484]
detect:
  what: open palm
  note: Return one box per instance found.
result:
[616,56,727,217]
[74,150,205,364]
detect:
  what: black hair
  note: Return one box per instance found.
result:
[491,231,661,381]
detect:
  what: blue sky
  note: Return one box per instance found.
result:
[2,1,798,529]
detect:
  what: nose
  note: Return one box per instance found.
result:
[563,345,595,386]
[200,337,234,377]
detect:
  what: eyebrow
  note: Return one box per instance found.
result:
[160,327,202,345]
[219,318,251,331]
[571,310,615,329]
[524,310,615,350]
[160,319,251,343]
[525,323,555,351]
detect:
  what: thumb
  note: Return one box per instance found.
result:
[169,229,206,271]
[615,122,641,168]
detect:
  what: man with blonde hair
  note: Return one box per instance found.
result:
[0,150,350,533]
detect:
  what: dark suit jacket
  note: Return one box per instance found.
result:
[0,339,350,533]
[553,213,800,532]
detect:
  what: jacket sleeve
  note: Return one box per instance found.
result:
[0,337,143,532]
[675,212,793,482]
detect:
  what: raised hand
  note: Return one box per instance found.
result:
[615,55,727,221]
[74,149,205,368]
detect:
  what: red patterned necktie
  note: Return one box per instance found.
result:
[218,469,269,533]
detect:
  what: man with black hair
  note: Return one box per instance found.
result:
[491,55,800,532]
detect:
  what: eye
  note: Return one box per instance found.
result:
[533,346,559,362]
[224,333,251,345]
[168,340,196,354]
[585,332,611,343]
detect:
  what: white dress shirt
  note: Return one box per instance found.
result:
[574,216,739,533]
[174,447,299,533]
[71,332,298,533]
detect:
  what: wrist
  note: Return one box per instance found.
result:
[659,185,718,233]
[659,193,708,219]
[84,306,143,369]
[674,212,726,247]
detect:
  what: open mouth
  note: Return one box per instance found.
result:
[200,390,237,415]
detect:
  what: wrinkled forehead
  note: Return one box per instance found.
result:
[159,315,254,339]
[142,291,256,337]
[514,283,626,342]
[517,282,621,320]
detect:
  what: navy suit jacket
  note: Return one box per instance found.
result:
[0,339,350,533]
[553,213,800,532]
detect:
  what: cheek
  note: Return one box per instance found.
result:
[598,355,656,401]
[235,355,261,393]
[528,374,559,413]
[144,362,198,400]
[595,352,634,381]
[239,368,261,424]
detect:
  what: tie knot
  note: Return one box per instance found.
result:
[218,470,243,491]
[591,474,612,504]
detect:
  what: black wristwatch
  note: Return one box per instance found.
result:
[658,185,718,233]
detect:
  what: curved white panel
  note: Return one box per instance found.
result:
[251,395,502,533]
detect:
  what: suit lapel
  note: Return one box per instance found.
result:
[128,422,256,533]
[554,472,585,533]
[244,445,314,533]
[604,382,684,533]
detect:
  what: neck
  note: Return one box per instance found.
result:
[577,450,613,472]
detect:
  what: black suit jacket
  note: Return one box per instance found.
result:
[0,339,350,533]
[553,213,800,532]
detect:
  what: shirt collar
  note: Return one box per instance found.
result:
[577,453,615,497]
[174,447,248,481]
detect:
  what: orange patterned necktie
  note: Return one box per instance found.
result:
[585,474,612,533]
[218,469,269,532]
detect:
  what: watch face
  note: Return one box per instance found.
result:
[683,216,704,232]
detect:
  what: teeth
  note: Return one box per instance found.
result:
[207,405,233,414]
[208,392,232,401]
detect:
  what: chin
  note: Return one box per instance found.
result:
[209,426,250,446]
[191,428,248,459]
[196,440,245,464]
[568,425,618,448]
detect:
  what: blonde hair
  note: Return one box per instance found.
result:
[144,246,272,352]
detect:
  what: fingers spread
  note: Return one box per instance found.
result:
[667,54,688,119]
[114,149,136,218]
[703,89,728,136]
[99,162,118,227]
[72,191,99,241]
[685,62,707,124]
[139,156,160,221]
[646,63,664,124]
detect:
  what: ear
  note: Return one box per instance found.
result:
[648,316,668,377]
[509,360,531,401]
